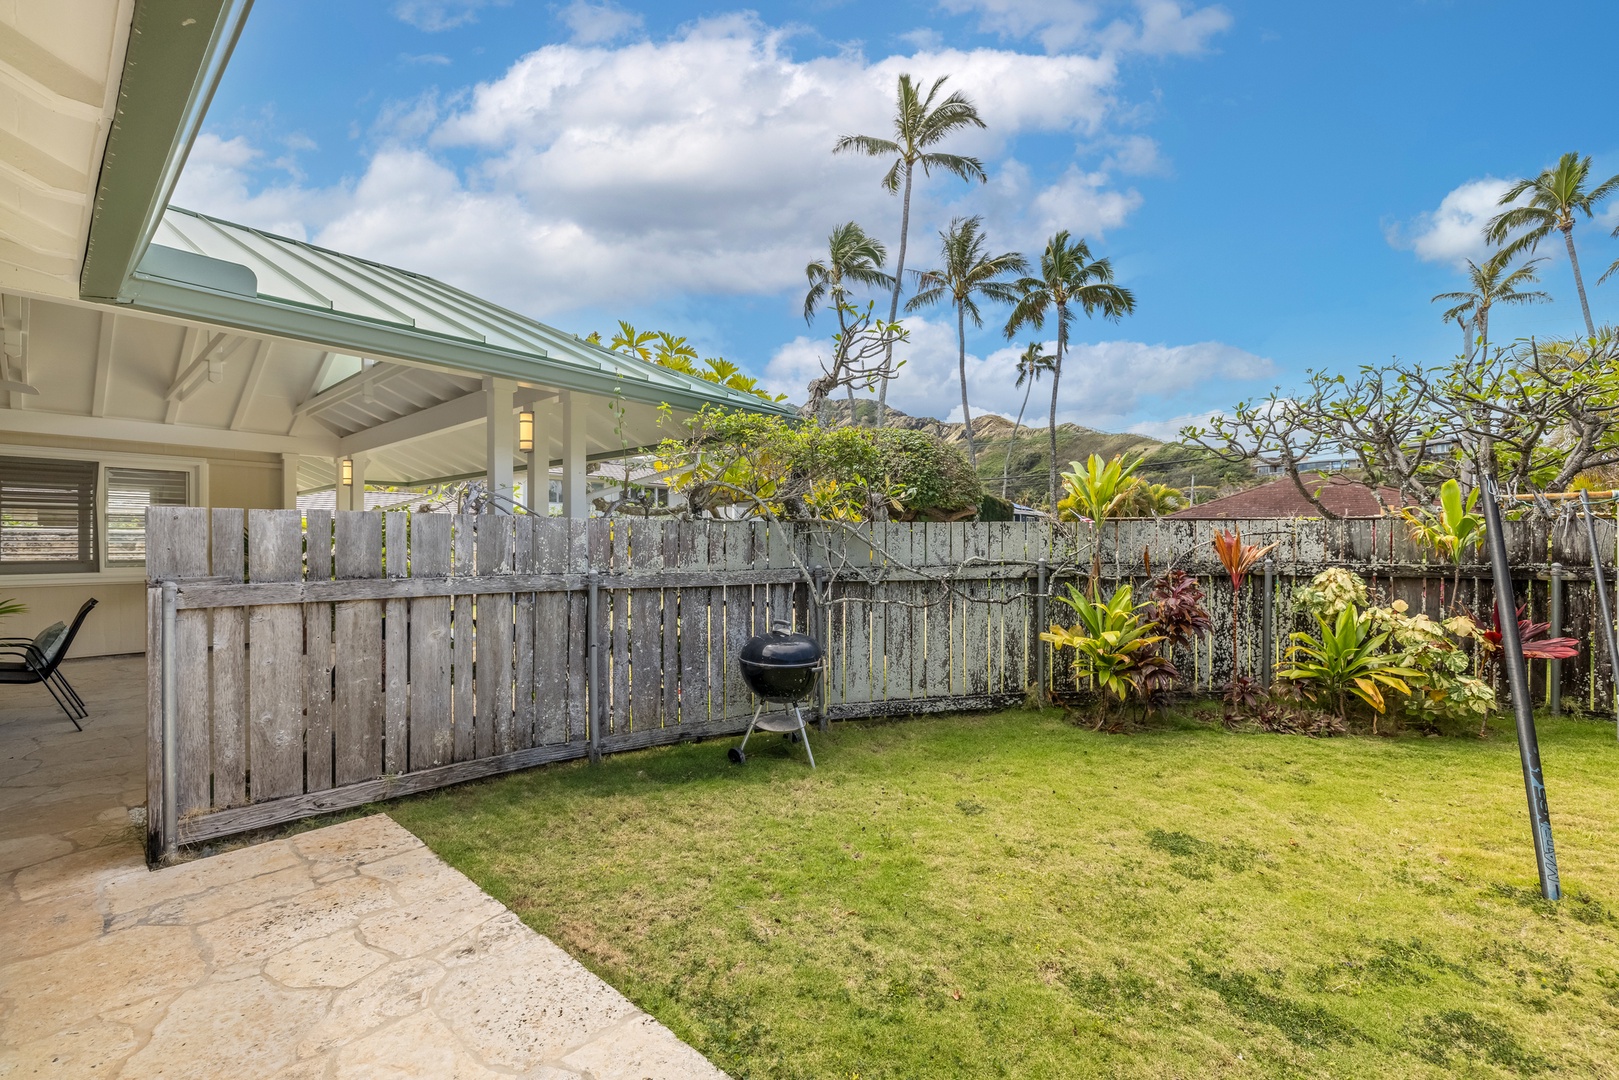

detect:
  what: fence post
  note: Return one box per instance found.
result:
[1578,491,1619,733]
[1548,562,1563,715]
[586,569,601,764]
[811,564,828,732]
[1035,558,1048,705]
[160,580,178,863]
[1261,557,1275,687]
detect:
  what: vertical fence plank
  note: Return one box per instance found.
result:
[170,509,211,817]
[534,518,570,745]
[724,523,755,718]
[303,510,334,792]
[476,514,515,756]
[248,510,305,801]
[630,518,664,731]
[678,521,711,727]
[584,518,611,742]
[408,513,452,770]
[451,515,476,761]
[334,511,384,786]
[662,521,685,729]
[209,508,246,809]
[383,511,409,774]
[513,516,537,750]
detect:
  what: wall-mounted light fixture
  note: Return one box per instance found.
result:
[518,409,535,454]
[340,457,354,487]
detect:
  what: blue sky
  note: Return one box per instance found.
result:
[179,0,1619,438]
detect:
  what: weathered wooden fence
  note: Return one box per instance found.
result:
[146,509,1619,859]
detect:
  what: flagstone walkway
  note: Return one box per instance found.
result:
[0,656,727,1079]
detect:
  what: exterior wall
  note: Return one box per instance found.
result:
[1,582,146,658]
[0,431,291,656]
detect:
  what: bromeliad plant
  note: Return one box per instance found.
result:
[1041,583,1176,723]
[1277,606,1423,732]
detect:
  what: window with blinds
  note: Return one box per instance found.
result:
[106,468,190,566]
[0,457,98,573]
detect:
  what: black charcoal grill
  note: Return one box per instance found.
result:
[729,621,822,767]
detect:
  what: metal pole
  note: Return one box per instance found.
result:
[1578,491,1619,734]
[160,580,179,862]
[1260,557,1275,687]
[1035,558,1048,704]
[1482,480,1561,901]
[1548,562,1563,715]
[586,569,601,764]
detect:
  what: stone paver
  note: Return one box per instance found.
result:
[0,656,729,1078]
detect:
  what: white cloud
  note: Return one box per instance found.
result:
[400,52,453,65]
[171,134,340,239]
[1126,408,1224,441]
[1388,177,1511,267]
[939,0,1231,56]
[393,0,507,32]
[182,17,1140,316]
[557,0,644,44]
[763,317,1271,431]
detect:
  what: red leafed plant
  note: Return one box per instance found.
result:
[1482,605,1581,660]
[1145,570,1213,652]
[1213,529,1279,683]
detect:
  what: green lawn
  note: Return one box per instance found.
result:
[387,709,1619,1079]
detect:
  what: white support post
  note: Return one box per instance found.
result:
[485,377,517,513]
[333,457,346,511]
[561,390,588,520]
[281,454,300,510]
[526,399,556,515]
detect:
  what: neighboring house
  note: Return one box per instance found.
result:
[1168,472,1407,520]
[0,5,791,657]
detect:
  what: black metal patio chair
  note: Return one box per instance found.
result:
[0,598,97,729]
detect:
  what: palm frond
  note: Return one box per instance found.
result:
[833,134,899,158]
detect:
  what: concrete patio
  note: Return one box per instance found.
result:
[0,655,727,1079]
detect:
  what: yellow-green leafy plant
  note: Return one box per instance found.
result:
[1057,452,1145,593]
[1277,605,1423,732]
[1398,478,1485,607]
[1292,567,1368,620]
[1041,583,1175,723]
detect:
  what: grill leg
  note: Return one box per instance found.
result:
[793,704,815,769]
[737,702,764,755]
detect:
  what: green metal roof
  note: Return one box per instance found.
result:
[120,206,797,418]
[80,0,254,301]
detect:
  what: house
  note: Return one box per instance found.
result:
[1167,472,1407,520]
[0,4,791,658]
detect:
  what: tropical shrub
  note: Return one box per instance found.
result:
[1042,583,1175,721]
[654,409,979,521]
[1213,528,1278,681]
[1143,570,1212,653]
[1295,569,1492,731]
[1276,606,1423,731]
[1292,567,1368,621]
[1399,478,1485,606]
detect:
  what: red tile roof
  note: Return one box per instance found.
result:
[1168,472,1405,520]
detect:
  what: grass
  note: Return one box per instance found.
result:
[386,708,1619,1078]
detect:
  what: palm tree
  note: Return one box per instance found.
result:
[1003,231,1137,512]
[1431,251,1550,359]
[906,217,1025,468]
[804,222,895,423]
[1485,153,1619,339]
[834,74,987,428]
[1001,342,1053,498]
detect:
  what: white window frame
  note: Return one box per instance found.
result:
[0,444,207,585]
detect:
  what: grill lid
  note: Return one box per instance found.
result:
[739,620,823,669]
